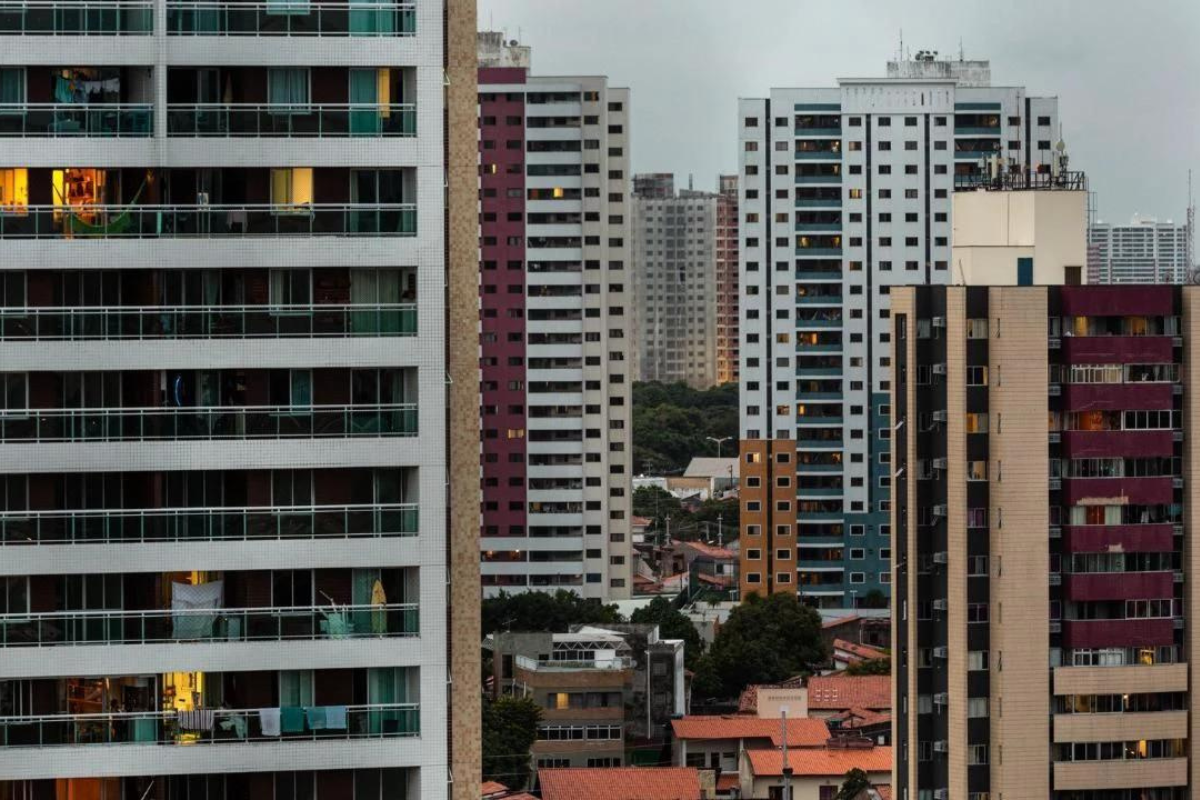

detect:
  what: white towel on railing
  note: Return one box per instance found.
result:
[171,581,224,639]
[325,706,347,730]
[259,708,281,737]
[178,709,215,731]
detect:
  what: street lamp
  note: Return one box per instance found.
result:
[705,435,733,459]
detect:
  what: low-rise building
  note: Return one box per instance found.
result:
[671,716,830,774]
[806,675,891,721]
[485,625,687,770]
[831,639,889,671]
[740,743,892,800]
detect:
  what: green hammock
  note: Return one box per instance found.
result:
[64,179,147,238]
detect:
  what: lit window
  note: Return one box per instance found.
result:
[0,168,28,213]
[271,168,313,213]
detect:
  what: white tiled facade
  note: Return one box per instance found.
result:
[738,59,1059,607]
[0,2,454,797]
[1089,216,1194,284]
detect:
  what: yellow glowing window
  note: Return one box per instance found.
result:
[552,187,565,199]
[848,189,863,199]
[506,428,525,439]
[271,168,313,213]
[555,693,569,710]
[0,168,28,212]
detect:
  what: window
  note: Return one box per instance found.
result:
[967,460,987,480]
[968,745,988,765]
[967,319,989,338]
[0,168,28,212]
[271,168,314,212]
[268,68,310,109]
[968,555,988,575]
[968,604,989,623]
[966,413,988,433]
[849,548,865,560]
[269,269,311,305]
[968,650,988,671]
[0,67,23,106]
[849,572,865,584]
[967,366,988,386]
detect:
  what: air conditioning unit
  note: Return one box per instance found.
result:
[933,646,948,659]
[932,410,948,422]
[934,692,949,706]
[932,363,947,375]
[933,740,949,753]
[932,504,948,517]
[933,599,948,611]
[932,551,949,564]
[932,316,946,328]
[933,457,948,469]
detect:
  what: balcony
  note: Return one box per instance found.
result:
[0,403,418,442]
[0,104,152,137]
[0,304,417,340]
[0,204,417,239]
[1061,335,1174,364]
[0,502,418,545]
[165,1,415,36]
[167,104,416,138]
[0,602,418,647]
[1061,618,1175,649]
[1053,758,1187,791]
[1063,383,1174,411]
[1061,430,1175,458]
[1063,524,1175,554]
[1062,477,1175,506]
[1063,572,1174,602]
[0,703,419,748]
[0,0,153,34]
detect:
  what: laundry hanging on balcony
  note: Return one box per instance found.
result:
[171,580,224,640]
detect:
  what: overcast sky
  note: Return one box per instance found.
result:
[478,0,1200,223]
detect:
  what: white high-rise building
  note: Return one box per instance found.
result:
[1089,215,1194,284]
[0,2,481,798]
[737,56,1064,607]
[632,174,719,389]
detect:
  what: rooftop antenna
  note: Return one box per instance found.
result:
[898,29,903,62]
[959,38,964,61]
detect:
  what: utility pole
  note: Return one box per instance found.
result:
[706,435,732,460]
[780,707,792,800]
[716,513,723,548]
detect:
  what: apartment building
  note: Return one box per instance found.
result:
[716,175,739,385]
[478,42,634,600]
[891,283,1195,800]
[632,174,718,388]
[737,55,1062,607]
[0,2,481,798]
[1089,214,1194,284]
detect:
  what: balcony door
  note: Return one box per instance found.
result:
[349,0,394,35]
[349,169,405,233]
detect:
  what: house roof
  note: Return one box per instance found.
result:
[828,707,892,728]
[875,785,893,800]
[833,639,889,662]
[671,715,829,747]
[681,540,736,560]
[683,457,739,479]
[481,782,508,797]
[807,675,891,711]
[746,746,893,777]
[538,768,702,800]
[715,774,740,792]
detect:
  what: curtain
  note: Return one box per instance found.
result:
[289,370,312,407]
[349,69,379,136]
[267,0,310,16]
[350,0,393,35]
[0,69,23,105]
[350,268,375,333]
[279,670,313,706]
[352,568,378,634]
[268,69,309,110]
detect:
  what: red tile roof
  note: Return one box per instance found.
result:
[538,768,702,800]
[807,675,891,711]
[681,540,736,560]
[875,786,893,800]
[822,614,862,629]
[481,782,508,797]
[715,774,740,792]
[671,715,829,747]
[832,639,889,662]
[746,746,893,777]
[828,707,892,728]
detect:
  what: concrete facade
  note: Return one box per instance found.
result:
[1089,215,1194,285]
[737,57,1061,607]
[632,175,719,388]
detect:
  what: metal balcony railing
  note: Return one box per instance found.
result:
[0,204,417,239]
[165,1,415,36]
[0,104,153,136]
[167,103,416,137]
[0,403,418,442]
[0,303,417,339]
[0,602,419,646]
[0,0,153,34]
[0,502,418,545]
[0,703,420,747]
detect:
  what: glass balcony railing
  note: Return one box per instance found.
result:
[0,502,418,545]
[0,204,417,239]
[167,103,415,137]
[166,1,415,36]
[0,602,419,646]
[0,303,417,340]
[0,104,152,136]
[0,0,153,34]
[0,403,418,442]
[0,703,420,747]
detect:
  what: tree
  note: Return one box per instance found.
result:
[482,696,541,789]
[632,381,739,475]
[835,768,872,800]
[693,592,829,699]
[633,485,683,527]
[630,596,704,669]
[482,590,621,638]
[845,657,890,676]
